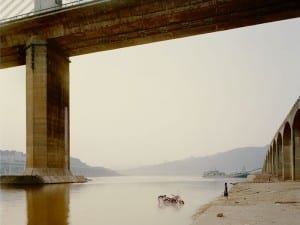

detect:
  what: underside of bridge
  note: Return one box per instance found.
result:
[1,0,300,183]
[1,0,300,68]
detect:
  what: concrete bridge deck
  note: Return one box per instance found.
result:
[1,0,300,68]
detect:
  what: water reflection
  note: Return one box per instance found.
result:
[157,195,184,210]
[25,184,70,225]
[0,177,244,225]
[157,200,184,210]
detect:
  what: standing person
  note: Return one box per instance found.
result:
[224,182,228,199]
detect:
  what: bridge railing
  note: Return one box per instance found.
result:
[0,0,103,24]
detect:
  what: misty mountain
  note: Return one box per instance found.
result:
[120,146,268,176]
[70,157,120,177]
[0,150,120,177]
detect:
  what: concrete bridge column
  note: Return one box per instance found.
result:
[262,159,265,173]
[268,148,272,174]
[273,142,278,175]
[293,110,300,180]
[277,135,283,179]
[23,38,79,182]
[270,154,272,173]
[283,123,292,180]
[265,156,268,173]
[268,150,270,173]
[270,147,273,174]
[262,158,266,173]
[264,158,267,173]
[266,156,269,173]
[267,153,270,173]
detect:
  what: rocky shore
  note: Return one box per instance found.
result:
[192,178,300,225]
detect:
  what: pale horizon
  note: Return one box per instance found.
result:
[0,18,299,170]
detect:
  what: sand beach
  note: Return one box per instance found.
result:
[192,179,300,225]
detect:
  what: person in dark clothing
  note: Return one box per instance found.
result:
[224,182,228,199]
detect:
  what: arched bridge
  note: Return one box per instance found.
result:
[0,0,300,183]
[263,98,300,181]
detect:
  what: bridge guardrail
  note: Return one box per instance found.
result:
[0,0,101,24]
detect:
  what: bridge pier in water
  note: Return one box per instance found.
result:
[24,39,65,178]
[22,38,85,183]
[1,38,86,184]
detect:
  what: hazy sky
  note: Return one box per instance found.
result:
[0,18,299,169]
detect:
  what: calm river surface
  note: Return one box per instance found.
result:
[0,176,244,225]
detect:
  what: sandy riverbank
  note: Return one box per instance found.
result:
[192,180,300,225]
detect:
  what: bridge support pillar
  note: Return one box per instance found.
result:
[20,38,85,183]
[283,124,292,180]
[294,110,300,180]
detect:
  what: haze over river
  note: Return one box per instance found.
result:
[0,176,244,225]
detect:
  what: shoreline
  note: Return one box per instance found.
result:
[192,178,300,225]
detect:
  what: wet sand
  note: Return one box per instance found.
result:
[192,180,300,225]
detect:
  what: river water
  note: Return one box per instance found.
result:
[0,176,244,225]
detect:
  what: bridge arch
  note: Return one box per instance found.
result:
[283,122,292,180]
[292,109,300,180]
[277,133,283,178]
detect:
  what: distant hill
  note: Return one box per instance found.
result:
[70,157,120,177]
[0,150,120,177]
[120,146,268,176]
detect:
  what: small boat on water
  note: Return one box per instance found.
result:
[203,167,260,178]
[202,170,226,178]
[228,171,249,178]
[228,166,251,178]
